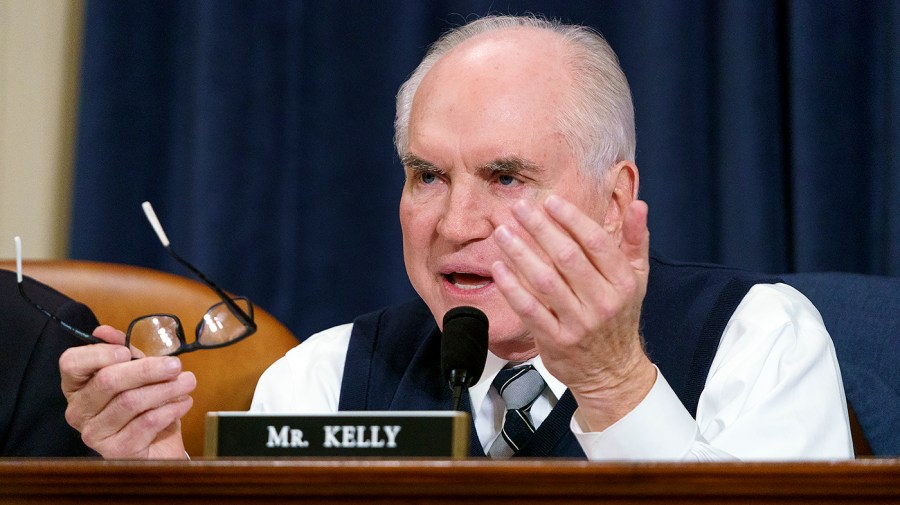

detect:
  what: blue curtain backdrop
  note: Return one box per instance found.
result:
[71,1,899,341]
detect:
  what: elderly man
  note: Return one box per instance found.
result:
[61,15,852,460]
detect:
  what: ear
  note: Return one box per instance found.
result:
[603,160,639,241]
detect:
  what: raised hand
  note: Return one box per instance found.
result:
[491,195,656,431]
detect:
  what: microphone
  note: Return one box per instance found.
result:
[440,306,489,411]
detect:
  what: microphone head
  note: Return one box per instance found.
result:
[440,306,489,388]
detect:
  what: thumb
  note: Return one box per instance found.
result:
[621,200,649,273]
[92,324,127,345]
[92,325,147,358]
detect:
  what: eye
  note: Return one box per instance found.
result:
[419,172,438,185]
[497,174,517,186]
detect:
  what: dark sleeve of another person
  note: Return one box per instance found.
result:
[0,270,100,456]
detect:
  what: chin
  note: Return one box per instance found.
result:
[422,287,538,359]
[485,319,537,362]
[488,338,538,362]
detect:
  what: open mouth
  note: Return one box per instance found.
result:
[444,272,492,290]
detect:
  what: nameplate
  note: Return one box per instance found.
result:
[204,411,470,458]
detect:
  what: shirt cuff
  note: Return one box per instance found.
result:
[570,367,700,460]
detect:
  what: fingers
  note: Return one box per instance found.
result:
[492,195,650,341]
[493,194,654,416]
[59,324,195,459]
[60,342,132,395]
[542,195,645,288]
[109,395,193,458]
[619,200,650,274]
[82,395,193,459]
[62,352,196,458]
[492,224,577,332]
[93,324,147,358]
[93,324,127,345]
[60,324,133,395]
[507,199,608,303]
[78,371,196,456]
[491,248,558,336]
[65,356,188,426]
[494,196,648,316]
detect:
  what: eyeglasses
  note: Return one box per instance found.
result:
[14,201,257,357]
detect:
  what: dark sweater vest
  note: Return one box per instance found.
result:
[338,256,778,458]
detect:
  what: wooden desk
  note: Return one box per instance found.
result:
[1,459,899,504]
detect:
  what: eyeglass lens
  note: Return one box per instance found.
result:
[127,298,252,357]
[129,316,182,357]
[198,298,253,346]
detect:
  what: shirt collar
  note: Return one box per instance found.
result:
[532,355,567,399]
[468,352,567,414]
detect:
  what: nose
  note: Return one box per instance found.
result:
[436,182,493,245]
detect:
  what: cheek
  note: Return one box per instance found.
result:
[399,196,438,283]
[399,196,431,245]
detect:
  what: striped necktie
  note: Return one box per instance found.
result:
[488,364,547,458]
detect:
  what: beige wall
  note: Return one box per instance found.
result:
[0,0,84,260]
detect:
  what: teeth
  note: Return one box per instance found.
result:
[446,273,490,290]
[454,281,489,290]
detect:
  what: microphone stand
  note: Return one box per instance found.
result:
[448,369,469,411]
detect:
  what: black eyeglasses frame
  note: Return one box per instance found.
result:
[15,237,257,357]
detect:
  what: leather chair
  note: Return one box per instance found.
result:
[783,272,900,457]
[0,259,299,457]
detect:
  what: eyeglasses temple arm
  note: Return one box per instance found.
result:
[14,236,23,283]
[141,202,255,328]
[14,237,102,344]
[165,246,255,327]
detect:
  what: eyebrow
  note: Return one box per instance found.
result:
[401,154,544,177]
[477,156,543,178]
[400,154,441,173]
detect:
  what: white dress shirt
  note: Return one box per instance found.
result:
[251,283,854,461]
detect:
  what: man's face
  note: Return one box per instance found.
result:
[399,29,610,360]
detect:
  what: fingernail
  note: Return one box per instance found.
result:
[114,346,132,362]
[178,371,196,387]
[512,199,532,219]
[545,195,562,211]
[163,357,181,373]
[494,225,513,244]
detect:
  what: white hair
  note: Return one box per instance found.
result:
[393,15,636,182]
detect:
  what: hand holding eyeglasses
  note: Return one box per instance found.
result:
[59,324,197,459]
[14,201,256,458]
